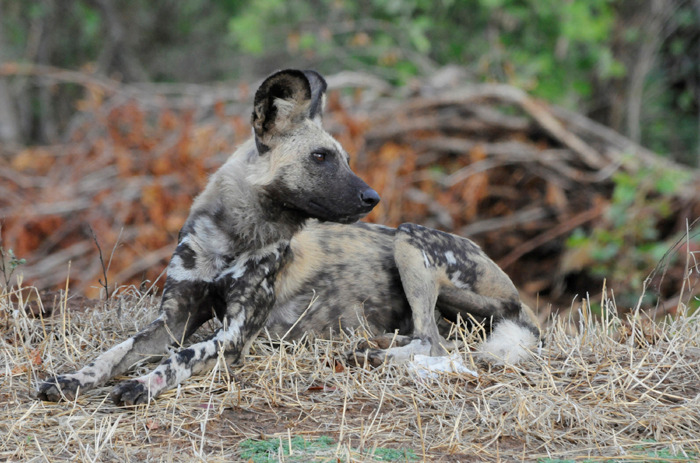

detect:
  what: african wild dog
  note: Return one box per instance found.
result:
[37,69,541,406]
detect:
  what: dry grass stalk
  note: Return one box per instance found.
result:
[1,271,699,462]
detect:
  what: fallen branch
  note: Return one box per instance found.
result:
[498,204,605,270]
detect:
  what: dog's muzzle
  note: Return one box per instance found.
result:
[359,188,381,210]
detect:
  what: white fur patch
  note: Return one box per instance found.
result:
[480,319,537,364]
[217,258,248,280]
[74,337,136,385]
[216,309,246,343]
[167,254,203,282]
[422,250,431,268]
[192,217,232,276]
[444,251,457,265]
[193,217,229,250]
[167,224,236,283]
[217,241,284,281]
[449,270,471,289]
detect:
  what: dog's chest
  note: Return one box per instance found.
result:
[264,223,412,338]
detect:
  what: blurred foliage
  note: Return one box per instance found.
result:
[231,0,620,100]
[564,167,696,306]
[1,0,698,163]
[0,0,698,163]
[0,245,26,289]
[226,0,699,166]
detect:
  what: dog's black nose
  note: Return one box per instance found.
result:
[360,188,381,208]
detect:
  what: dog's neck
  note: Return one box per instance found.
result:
[183,148,307,257]
[233,189,308,251]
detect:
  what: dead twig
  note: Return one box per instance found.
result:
[498,204,605,269]
[87,225,109,301]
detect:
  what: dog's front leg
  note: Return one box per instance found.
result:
[36,281,214,402]
[109,243,289,406]
[108,312,253,406]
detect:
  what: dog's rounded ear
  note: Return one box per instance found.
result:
[252,70,311,153]
[252,69,327,154]
[302,70,327,122]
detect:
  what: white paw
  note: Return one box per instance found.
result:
[408,353,478,379]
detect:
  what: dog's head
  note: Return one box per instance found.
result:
[249,69,379,224]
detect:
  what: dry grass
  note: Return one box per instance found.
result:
[1,278,699,462]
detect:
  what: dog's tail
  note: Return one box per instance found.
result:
[480,303,541,364]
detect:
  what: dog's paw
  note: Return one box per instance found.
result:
[363,333,414,350]
[346,335,431,368]
[36,375,82,402]
[408,354,479,379]
[110,380,153,406]
[346,333,409,367]
[346,347,390,368]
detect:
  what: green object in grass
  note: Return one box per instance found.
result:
[239,435,418,462]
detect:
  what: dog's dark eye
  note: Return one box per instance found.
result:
[311,151,326,163]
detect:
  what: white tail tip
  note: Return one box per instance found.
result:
[480,319,538,364]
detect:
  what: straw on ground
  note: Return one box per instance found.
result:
[1,280,699,462]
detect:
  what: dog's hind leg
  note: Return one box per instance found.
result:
[348,224,457,366]
[349,223,540,367]
[36,281,217,402]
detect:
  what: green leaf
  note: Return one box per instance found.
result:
[374,447,419,461]
[408,21,431,54]
[298,32,316,51]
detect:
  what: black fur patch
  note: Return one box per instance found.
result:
[398,223,482,289]
[36,375,84,401]
[176,243,197,269]
[256,138,270,155]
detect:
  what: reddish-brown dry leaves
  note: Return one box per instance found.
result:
[1,81,698,315]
